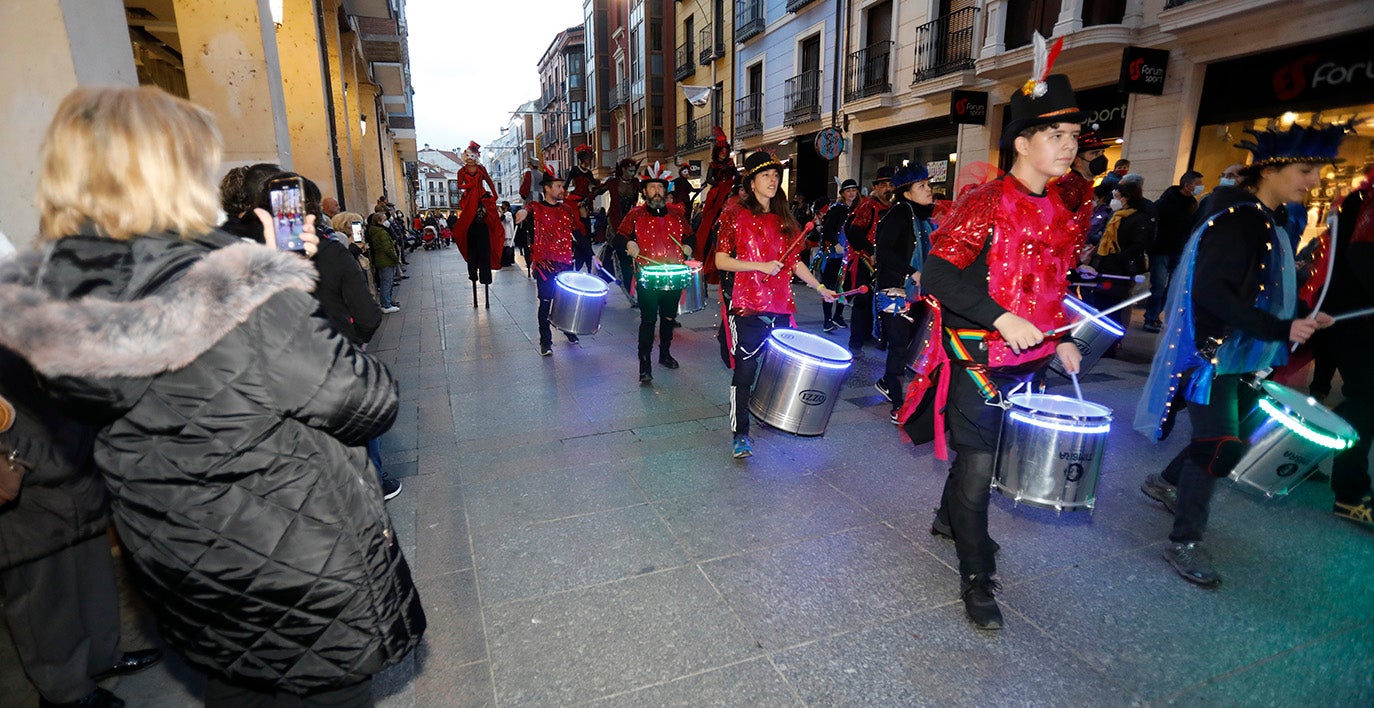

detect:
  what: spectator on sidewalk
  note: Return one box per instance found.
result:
[368,211,401,313]
[1146,170,1202,332]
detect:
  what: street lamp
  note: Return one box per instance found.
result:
[269,0,283,28]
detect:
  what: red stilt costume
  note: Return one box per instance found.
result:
[454,141,505,270]
[695,128,740,284]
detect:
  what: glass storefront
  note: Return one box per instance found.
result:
[858,118,959,200]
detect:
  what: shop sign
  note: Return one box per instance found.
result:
[815,128,845,160]
[1075,85,1129,137]
[1198,29,1374,122]
[950,90,988,125]
[927,160,949,183]
[1119,47,1169,96]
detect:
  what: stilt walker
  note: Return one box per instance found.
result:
[464,195,500,309]
[453,141,505,275]
[566,144,602,273]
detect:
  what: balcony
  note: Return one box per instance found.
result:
[735,93,762,138]
[785,0,819,11]
[699,25,725,64]
[735,0,765,43]
[783,70,820,126]
[675,39,696,81]
[676,115,713,153]
[542,127,559,147]
[913,7,979,83]
[613,144,630,164]
[844,41,892,102]
[609,83,629,110]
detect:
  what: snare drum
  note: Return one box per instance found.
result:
[637,263,693,292]
[1048,295,1125,378]
[993,393,1112,513]
[550,271,609,335]
[679,260,706,313]
[749,329,853,436]
[1229,380,1359,498]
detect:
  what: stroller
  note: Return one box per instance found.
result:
[422,226,442,250]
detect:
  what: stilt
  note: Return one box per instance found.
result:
[471,280,478,308]
[484,284,491,309]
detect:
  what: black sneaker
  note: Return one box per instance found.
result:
[960,573,1003,630]
[659,354,680,369]
[540,344,553,356]
[875,379,893,403]
[1143,320,1162,333]
[833,315,848,328]
[381,476,402,501]
[1164,541,1220,586]
[565,333,580,344]
[639,357,653,384]
[1141,474,1178,514]
[823,319,838,333]
[890,410,901,425]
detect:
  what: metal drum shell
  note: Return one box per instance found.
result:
[551,272,609,335]
[1229,381,1360,498]
[1048,295,1125,378]
[679,260,706,313]
[748,330,852,436]
[992,393,1112,513]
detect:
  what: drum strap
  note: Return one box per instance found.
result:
[945,328,1002,403]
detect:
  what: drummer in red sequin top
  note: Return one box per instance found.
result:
[614,162,695,384]
[918,57,1090,630]
[715,151,838,459]
[517,168,585,355]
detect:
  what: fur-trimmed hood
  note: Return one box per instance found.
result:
[0,236,317,381]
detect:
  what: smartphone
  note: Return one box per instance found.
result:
[267,176,307,252]
[350,221,364,243]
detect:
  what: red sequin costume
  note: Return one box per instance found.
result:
[716,208,799,315]
[528,200,580,268]
[618,204,691,267]
[454,164,506,269]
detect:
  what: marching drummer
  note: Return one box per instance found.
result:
[1135,121,1341,586]
[873,163,936,423]
[916,62,1091,630]
[614,162,694,383]
[715,151,838,459]
[517,168,586,356]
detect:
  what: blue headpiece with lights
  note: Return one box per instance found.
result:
[1236,121,1351,167]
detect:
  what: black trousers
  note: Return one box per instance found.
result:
[1330,328,1374,504]
[637,286,681,358]
[846,264,876,350]
[879,309,916,410]
[819,258,845,323]
[728,313,787,436]
[0,535,121,703]
[467,230,492,284]
[716,274,734,367]
[204,677,373,708]
[1159,373,1244,543]
[535,262,571,347]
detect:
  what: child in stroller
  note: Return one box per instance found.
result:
[422,226,444,250]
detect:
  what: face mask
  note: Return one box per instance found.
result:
[1088,155,1109,176]
[1192,184,1204,196]
[1218,177,1237,187]
[1109,199,1124,211]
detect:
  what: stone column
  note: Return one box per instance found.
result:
[0,0,137,251]
[980,0,1006,58]
[1054,0,1085,36]
[319,0,360,211]
[278,0,336,197]
[174,0,292,170]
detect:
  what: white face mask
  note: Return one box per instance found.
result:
[1218,177,1237,187]
[1109,199,1124,211]
[1192,184,1204,196]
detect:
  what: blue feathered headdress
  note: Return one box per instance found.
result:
[1236,121,1353,167]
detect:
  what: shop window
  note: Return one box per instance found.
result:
[1082,0,1126,26]
[1004,0,1060,50]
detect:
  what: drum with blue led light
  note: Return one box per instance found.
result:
[1229,380,1359,498]
[679,260,706,313]
[1048,295,1125,378]
[749,329,853,436]
[551,271,609,335]
[993,393,1113,513]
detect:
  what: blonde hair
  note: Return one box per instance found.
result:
[331,211,366,232]
[37,86,222,241]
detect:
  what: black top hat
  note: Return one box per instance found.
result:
[872,166,894,184]
[538,167,562,186]
[839,178,859,192]
[1000,74,1085,150]
[742,151,784,179]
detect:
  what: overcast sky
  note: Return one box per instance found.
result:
[407,0,584,153]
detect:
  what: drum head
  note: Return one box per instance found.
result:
[1063,295,1125,336]
[769,329,853,365]
[1259,381,1359,441]
[641,264,691,277]
[556,271,609,295]
[1008,393,1112,421]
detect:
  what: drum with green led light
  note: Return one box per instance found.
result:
[1229,380,1360,498]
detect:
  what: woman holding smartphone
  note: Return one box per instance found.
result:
[0,86,424,707]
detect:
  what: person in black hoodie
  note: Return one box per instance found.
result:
[1144,170,1202,332]
[872,164,936,422]
[0,86,423,706]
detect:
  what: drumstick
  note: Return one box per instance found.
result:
[839,286,869,298]
[1044,291,1151,336]
[1069,372,1084,402]
[595,262,637,306]
[1330,306,1374,323]
[1294,215,1339,352]
[1076,272,1146,283]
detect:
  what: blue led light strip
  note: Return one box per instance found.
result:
[1256,398,1354,450]
[1008,411,1111,434]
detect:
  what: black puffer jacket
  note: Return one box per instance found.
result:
[0,346,105,570]
[0,230,424,692]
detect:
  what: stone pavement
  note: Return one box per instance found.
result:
[4,244,1372,706]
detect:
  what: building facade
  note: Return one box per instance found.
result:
[537,25,589,176]
[673,0,734,179]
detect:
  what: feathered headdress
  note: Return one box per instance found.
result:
[1022,33,1065,99]
[1236,121,1353,167]
[640,160,675,188]
[575,144,595,159]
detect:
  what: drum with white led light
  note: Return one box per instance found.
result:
[551,271,609,335]
[992,392,1112,513]
[749,329,853,436]
[1229,381,1359,498]
[679,260,706,313]
[1048,295,1125,378]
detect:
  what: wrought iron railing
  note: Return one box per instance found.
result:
[675,39,696,80]
[783,70,820,126]
[912,7,979,83]
[844,41,892,102]
[699,25,725,64]
[609,83,629,109]
[735,93,762,138]
[735,0,765,43]
[785,0,818,12]
[676,115,714,153]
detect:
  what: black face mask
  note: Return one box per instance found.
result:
[1087,155,1109,176]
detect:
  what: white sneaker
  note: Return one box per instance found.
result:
[382,306,400,314]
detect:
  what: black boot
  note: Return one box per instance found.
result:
[659,320,679,369]
[639,355,653,384]
[960,573,1004,630]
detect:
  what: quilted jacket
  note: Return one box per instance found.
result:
[0,230,424,692]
